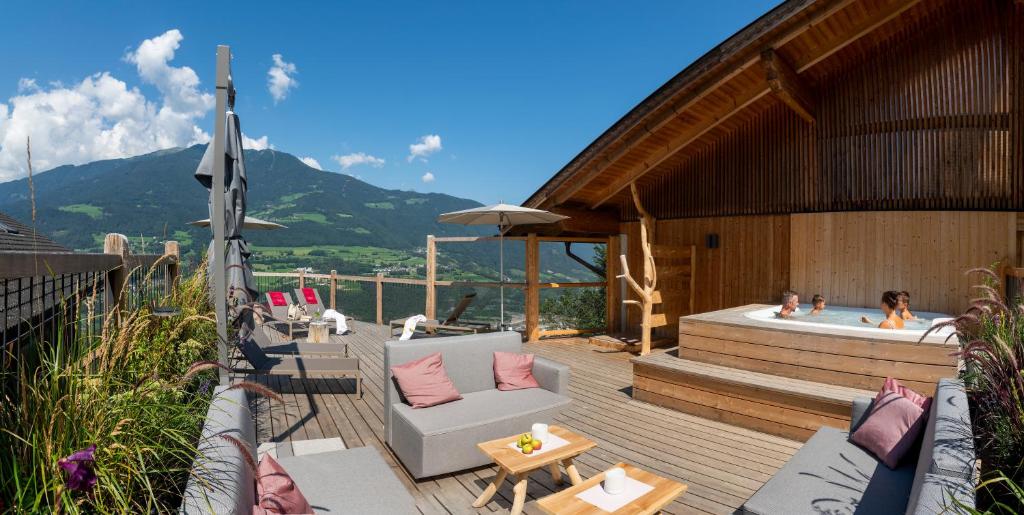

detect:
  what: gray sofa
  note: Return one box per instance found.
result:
[741,378,977,515]
[180,385,418,514]
[384,331,572,479]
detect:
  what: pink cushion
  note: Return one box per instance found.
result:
[268,292,287,307]
[300,288,318,305]
[875,377,931,411]
[253,455,314,514]
[493,351,540,391]
[390,352,463,408]
[851,391,928,468]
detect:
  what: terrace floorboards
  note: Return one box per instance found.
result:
[237,321,801,514]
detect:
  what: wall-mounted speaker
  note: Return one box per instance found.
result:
[706,233,720,249]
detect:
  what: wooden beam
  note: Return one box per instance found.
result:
[511,206,620,235]
[329,269,338,310]
[588,86,770,209]
[760,48,815,123]
[165,240,180,296]
[606,234,620,334]
[539,0,858,208]
[375,272,384,325]
[425,235,436,320]
[525,233,540,342]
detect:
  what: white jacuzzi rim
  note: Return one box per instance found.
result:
[742,304,956,338]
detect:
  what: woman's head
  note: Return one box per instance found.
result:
[881,290,900,312]
[812,294,825,308]
[898,291,910,309]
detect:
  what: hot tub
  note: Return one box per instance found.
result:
[743,304,956,339]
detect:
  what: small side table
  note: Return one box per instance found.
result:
[473,426,596,515]
[308,321,330,343]
[536,462,687,515]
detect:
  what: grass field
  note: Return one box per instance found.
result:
[59,203,104,220]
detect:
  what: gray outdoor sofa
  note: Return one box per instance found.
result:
[384,331,572,479]
[180,385,417,514]
[741,378,977,515]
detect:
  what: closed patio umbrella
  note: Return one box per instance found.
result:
[195,110,259,336]
[437,203,567,329]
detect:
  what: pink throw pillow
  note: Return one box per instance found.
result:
[875,377,931,411]
[253,455,314,514]
[300,288,318,305]
[268,292,287,307]
[493,351,541,391]
[390,352,463,408]
[851,391,928,468]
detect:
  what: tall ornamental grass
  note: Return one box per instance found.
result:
[930,268,1024,513]
[1,262,223,513]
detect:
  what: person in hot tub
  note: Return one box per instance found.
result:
[897,291,916,320]
[776,290,799,319]
[860,290,905,329]
[810,294,826,315]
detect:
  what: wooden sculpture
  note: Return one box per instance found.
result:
[617,182,660,355]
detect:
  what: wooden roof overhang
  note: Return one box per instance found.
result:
[523,0,934,216]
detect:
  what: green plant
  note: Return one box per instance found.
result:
[539,245,606,330]
[0,262,233,513]
[929,268,1024,512]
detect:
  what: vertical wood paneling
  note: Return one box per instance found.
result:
[789,211,1016,314]
[621,0,1020,221]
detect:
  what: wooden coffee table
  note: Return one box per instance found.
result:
[473,426,596,515]
[536,462,687,515]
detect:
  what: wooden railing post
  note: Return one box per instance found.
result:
[103,233,130,312]
[425,235,436,320]
[298,268,305,289]
[375,272,384,325]
[525,233,540,342]
[330,269,338,310]
[164,240,180,297]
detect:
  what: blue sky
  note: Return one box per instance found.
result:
[0,1,779,204]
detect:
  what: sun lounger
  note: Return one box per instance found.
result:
[238,338,361,397]
[249,325,348,357]
[389,292,492,336]
[260,291,310,338]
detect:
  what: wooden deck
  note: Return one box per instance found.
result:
[239,321,801,514]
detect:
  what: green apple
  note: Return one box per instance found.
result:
[522,444,534,454]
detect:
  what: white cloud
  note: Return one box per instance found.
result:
[421,171,435,183]
[242,134,271,150]
[0,29,213,182]
[332,152,385,170]
[300,156,322,170]
[407,134,442,162]
[17,78,38,93]
[267,54,298,103]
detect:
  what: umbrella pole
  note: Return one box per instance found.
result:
[499,222,504,330]
[212,45,231,384]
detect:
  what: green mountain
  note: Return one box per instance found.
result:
[0,146,599,284]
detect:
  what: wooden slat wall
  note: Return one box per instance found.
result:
[621,215,791,337]
[789,211,1016,315]
[621,0,1022,221]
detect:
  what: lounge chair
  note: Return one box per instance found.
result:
[389,292,492,336]
[259,291,309,338]
[249,325,348,357]
[294,287,355,332]
[238,338,361,397]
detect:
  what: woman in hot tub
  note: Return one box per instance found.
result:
[860,290,905,329]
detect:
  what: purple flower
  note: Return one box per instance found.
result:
[58,445,97,493]
[198,379,212,395]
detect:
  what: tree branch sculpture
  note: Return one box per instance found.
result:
[616,182,657,355]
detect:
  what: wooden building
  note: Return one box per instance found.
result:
[523,0,1024,340]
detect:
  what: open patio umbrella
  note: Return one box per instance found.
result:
[437,203,567,329]
[188,216,287,230]
[194,110,259,336]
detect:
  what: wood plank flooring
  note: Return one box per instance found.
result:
[237,322,801,514]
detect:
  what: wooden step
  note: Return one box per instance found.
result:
[589,333,675,352]
[631,351,875,442]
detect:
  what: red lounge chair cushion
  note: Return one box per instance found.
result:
[253,454,314,514]
[390,352,463,408]
[851,379,931,469]
[301,287,318,305]
[492,351,540,391]
[268,292,287,307]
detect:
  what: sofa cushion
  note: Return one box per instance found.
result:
[386,331,523,395]
[906,473,974,515]
[389,388,571,478]
[390,352,463,408]
[277,447,418,514]
[493,351,540,391]
[905,379,976,514]
[851,391,928,468]
[254,454,313,514]
[741,427,916,515]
